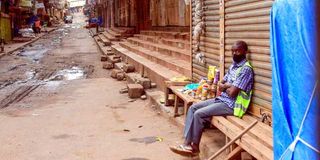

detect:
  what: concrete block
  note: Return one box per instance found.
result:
[127,84,144,98]
[113,55,121,59]
[116,72,125,81]
[126,73,151,89]
[110,58,121,64]
[111,69,122,78]
[101,55,108,61]
[137,79,151,89]
[123,64,135,73]
[106,51,114,55]
[103,62,114,69]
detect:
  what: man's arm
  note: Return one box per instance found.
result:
[229,66,253,98]
[226,86,241,98]
[218,82,240,98]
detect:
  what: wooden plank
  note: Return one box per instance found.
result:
[173,94,179,116]
[211,116,273,160]
[170,86,195,103]
[208,120,258,160]
[190,0,193,79]
[226,145,243,160]
[226,116,273,149]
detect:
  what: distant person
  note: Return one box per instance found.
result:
[34,18,41,34]
[170,41,254,157]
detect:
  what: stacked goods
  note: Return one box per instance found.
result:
[175,66,220,101]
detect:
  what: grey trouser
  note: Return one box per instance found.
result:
[183,99,233,145]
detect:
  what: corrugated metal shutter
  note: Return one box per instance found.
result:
[191,0,273,118]
[191,0,220,81]
[224,0,273,117]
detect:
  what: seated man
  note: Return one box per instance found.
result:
[170,40,254,156]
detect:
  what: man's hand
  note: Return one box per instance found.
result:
[226,86,240,98]
[218,82,241,98]
[218,82,231,92]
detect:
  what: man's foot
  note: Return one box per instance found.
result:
[169,144,199,157]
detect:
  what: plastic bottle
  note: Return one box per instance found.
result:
[212,69,220,98]
[201,84,209,100]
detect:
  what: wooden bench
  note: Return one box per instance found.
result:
[164,81,273,160]
[164,81,193,116]
[169,86,196,117]
[211,116,273,160]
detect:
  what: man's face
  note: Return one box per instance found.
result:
[231,43,246,63]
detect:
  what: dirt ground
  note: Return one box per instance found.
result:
[0,13,196,160]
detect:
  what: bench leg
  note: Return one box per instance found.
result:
[165,87,174,106]
[173,95,179,117]
[226,146,243,160]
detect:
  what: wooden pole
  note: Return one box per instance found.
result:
[189,0,193,79]
[219,0,225,81]
[208,120,258,160]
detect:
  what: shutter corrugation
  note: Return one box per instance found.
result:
[224,0,273,116]
[192,0,220,81]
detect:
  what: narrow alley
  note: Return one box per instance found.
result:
[0,13,192,160]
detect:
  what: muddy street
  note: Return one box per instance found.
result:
[0,13,189,160]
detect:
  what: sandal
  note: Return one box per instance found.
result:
[169,144,199,157]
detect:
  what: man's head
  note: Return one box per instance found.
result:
[231,41,248,63]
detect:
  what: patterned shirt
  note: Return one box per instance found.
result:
[216,59,254,109]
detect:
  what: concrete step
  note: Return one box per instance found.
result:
[134,34,191,50]
[111,27,126,34]
[112,43,184,91]
[107,29,121,38]
[140,30,190,41]
[111,27,135,38]
[97,34,111,46]
[102,31,119,41]
[112,27,135,34]
[127,37,190,62]
[119,42,191,77]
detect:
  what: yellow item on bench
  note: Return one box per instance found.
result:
[207,66,216,81]
[170,76,191,82]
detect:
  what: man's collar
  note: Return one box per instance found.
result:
[233,59,247,67]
